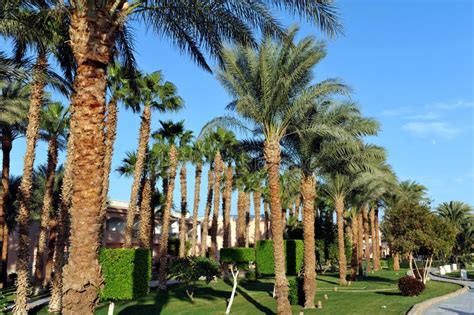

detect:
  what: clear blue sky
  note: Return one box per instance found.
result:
[5,0,474,214]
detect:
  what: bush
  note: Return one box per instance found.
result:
[288,277,304,305]
[255,240,304,276]
[245,270,257,281]
[169,256,219,301]
[220,247,255,264]
[167,237,191,256]
[398,276,425,296]
[99,248,151,300]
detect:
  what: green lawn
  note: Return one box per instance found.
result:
[49,269,458,315]
[446,269,474,280]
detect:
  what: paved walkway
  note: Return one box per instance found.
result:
[423,273,474,315]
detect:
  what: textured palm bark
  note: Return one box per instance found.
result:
[301,175,316,308]
[124,105,152,248]
[264,202,270,239]
[210,152,222,260]
[191,162,202,256]
[357,211,364,276]
[178,166,188,258]
[253,189,261,246]
[222,164,233,248]
[49,128,74,313]
[335,197,347,285]
[43,218,58,287]
[61,10,118,314]
[99,97,118,242]
[138,177,153,248]
[236,190,246,247]
[200,168,213,257]
[34,137,59,287]
[350,215,358,281]
[263,139,291,314]
[158,145,177,289]
[370,207,377,271]
[393,252,400,271]
[374,208,381,271]
[14,52,47,315]
[0,130,12,287]
[362,206,371,273]
[244,192,251,247]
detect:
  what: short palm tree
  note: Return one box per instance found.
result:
[437,201,472,228]
[33,102,69,290]
[123,72,183,247]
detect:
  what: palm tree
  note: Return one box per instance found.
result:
[437,201,472,228]
[33,102,69,290]
[189,141,204,256]
[100,62,137,230]
[177,129,193,257]
[51,0,341,310]
[153,120,186,289]
[0,80,29,286]
[123,72,183,247]
[212,28,351,312]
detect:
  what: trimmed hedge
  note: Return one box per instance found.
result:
[99,248,151,300]
[288,277,304,305]
[398,276,425,296]
[220,247,255,263]
[255,240,304,275]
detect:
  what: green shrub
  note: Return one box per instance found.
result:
[99,248,151,300]
[220,247,255,264]
[167,237,191,256]
[255,240,304,276]
[398,276,425,296]
[288,277,304,305]
[245,270,257,281]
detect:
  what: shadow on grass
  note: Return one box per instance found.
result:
[116,284,229,315]
[239,279,274,293]
[235,286,273,314]
[374,291,401,296]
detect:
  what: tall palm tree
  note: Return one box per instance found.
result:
[0,80,29,287]
[52,0,341,311]
[211,28,349,312]
[124,72,183,247]
[33,102,69,290]
[177,129,193,257]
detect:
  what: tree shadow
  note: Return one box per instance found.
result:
[317,277,339,286]
[438,306,473,315]
[374,291,401,296]
[231,284,274,314]
[239,279,274,293]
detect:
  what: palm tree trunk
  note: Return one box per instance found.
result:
[295,195,301,221]
[244,192,251,247]
[138,177,153,248]
[236,190,246,247]
[335,196,347,285]
[191,162,202,256]
[0,129,12,287]
[263,138,291,314]
[362,206,371,273]
[350,215,358,281]
[48,127,74,313]
[357,211,364,276]
[374,208,381,271]
[124,106,152,248]
[60,12,118,312]
[99,97,119,242]
[200,167,213,257]
[222,164,233,248]
[253,189,261,247]
[14,51,47,314]
[370,206,377,272]
[301,175,316,308]
[264,201,270,239]
[158,145,177,289]
[34,137,59,288]
[210,152,222,260]
[179,166,188,258]
[42,218,58,287]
